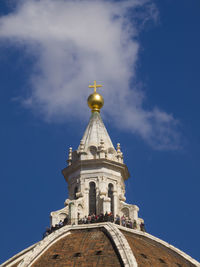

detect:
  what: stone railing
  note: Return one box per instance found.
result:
[44,214,145,238]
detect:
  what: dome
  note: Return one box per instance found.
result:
[2,223,199,267]
[1,82,199,267]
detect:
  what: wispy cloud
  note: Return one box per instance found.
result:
[0,0,180,149]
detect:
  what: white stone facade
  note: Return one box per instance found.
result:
[50,111,142,229]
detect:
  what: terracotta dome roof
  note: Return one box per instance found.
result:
[121,230,197,267]
[2,223,199,267]
[32,228,122,267]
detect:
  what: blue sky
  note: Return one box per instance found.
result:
[0,0,200,263]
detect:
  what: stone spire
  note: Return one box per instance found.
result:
[80,112,114,151]
[72,81,123,163]
[77,112,117,161]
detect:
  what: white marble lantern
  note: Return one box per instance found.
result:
[50,82,143,229]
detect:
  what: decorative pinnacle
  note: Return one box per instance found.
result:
[99,139,105,151]
[67,147,72,165]
[89,80,103,93]
[117,143,121,153]
[79,140,84,152]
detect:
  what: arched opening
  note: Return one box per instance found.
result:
[89,182,96,215]
[74,186,78,200]
[108,183,114,214]
[89,146,97,159]
[58,213,67,221]
[121,207,129,218]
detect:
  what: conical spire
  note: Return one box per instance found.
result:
[78,81,115,156]
[79,111,115,153]
[68,81,123,163]
[75,81,123,162]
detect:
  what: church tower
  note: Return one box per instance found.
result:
[51,81,141,228]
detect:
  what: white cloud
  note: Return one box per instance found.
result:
[0,0,180,149]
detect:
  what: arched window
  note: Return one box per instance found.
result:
[121,207,129,218]
[74,186,78,200]
[89,182,96,215]
[108,183,114,214]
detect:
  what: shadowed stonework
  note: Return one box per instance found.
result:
[32,228,123,267]
[10,263,20,267]
[121,230,196,267]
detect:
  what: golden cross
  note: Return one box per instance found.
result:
[89,80,103,93]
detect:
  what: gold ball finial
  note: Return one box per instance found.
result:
[88,81,104,112]
[88,92,104,112]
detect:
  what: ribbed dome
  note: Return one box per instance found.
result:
[2,82,199,267]
[34,228,197,267]
[2,223,199,267]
